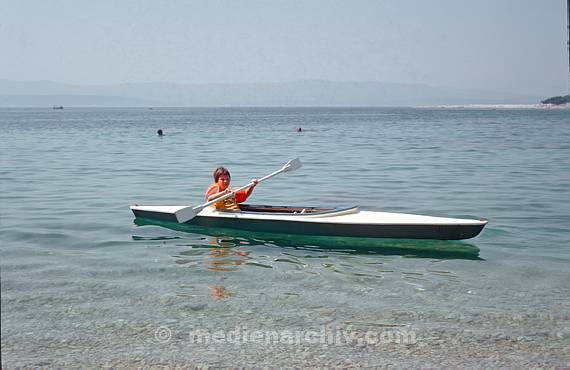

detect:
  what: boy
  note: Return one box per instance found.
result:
[205,167,258,211]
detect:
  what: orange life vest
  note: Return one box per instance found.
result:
[205,184,249,211]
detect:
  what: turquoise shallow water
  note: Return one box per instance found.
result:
[1,107,569,366]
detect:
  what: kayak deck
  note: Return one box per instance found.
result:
[130,204,487,240]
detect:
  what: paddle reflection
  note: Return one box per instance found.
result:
[133,218,482,260]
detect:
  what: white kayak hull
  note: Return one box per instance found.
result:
[130,204,487,240]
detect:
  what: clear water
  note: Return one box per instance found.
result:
[1,107,569,366]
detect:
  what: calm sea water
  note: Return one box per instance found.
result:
[1,107,569,366]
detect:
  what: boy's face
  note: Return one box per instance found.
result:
[217,174,231,190]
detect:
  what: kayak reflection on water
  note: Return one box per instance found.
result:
[133,218,482,260]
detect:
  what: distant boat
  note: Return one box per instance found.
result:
[52,106,64,110]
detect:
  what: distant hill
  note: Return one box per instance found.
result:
[541,95,570,105]
[0,94,155,107]
[0,79,541,107]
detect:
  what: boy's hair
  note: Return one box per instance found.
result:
[213,166,231,182]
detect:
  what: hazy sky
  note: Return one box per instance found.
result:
[1,0,567,95]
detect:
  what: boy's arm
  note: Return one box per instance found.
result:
[205,185,231,201]
[236,179,258,203]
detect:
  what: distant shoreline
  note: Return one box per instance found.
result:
[0,80,542,107]
[419,103,570,109]
[0,104,569,109]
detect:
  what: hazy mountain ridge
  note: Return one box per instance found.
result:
[0,79,541,107]
[0,94,156,107]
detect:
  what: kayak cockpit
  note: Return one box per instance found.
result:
[224,204,360,217]
[239,204,329,213]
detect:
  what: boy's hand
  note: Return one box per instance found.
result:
[251,178,259,187]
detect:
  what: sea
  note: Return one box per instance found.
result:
[1,107,569,366]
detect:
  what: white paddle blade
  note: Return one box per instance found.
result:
[283,158,302,172]
[175,206,199,223]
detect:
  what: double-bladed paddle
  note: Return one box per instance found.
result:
[174,158,303,223]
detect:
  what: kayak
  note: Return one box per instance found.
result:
[130,204,488,240]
